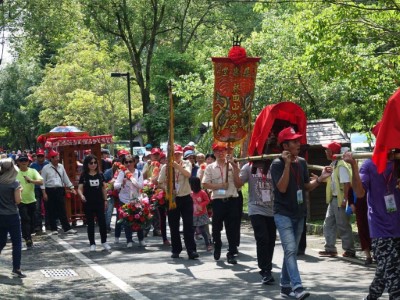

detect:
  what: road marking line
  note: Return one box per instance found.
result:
[53,236,150,300]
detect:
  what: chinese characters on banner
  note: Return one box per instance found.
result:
[212,55,260,145]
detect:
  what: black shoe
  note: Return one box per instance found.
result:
[294,287,310,300]
[227,254,237,264]
[280,287,294,298]
[171,253,180,259]
[12,269,27,278]
[259,270,274,284]
[153,230,161,237]
[365,257,373,265]
[214,245,221,260]
[188,252,199,260]
[26,240,33,249]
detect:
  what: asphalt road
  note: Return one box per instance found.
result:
[0,219,388,300]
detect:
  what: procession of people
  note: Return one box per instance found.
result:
[1,118,399,300]
[1,44,400,300]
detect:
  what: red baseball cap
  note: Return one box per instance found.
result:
[322,141,342,154]
[36,149,45,156]
[174,144,183,154]
[371,121,381,138]
[277,127,303,145]
[117,149,130,157]
[159,152,166,159]
[151,148,161,155]
[212,142,228,151]
[48,150,59,159]
[84,149,91,155]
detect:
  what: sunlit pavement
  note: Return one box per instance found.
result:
[0,219,387,300]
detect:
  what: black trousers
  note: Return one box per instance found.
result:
[212,197,240,254]
[84,204,107,245]
[34,188,49,229]
[250,214,276,272]
[235,190,243,247]
[45,187,71,232]
[18,202,36,241]
[168,194,196,255]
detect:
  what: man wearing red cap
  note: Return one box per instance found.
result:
[270,127,331,299]
[202,142,242,264]
[344,122,400,300]
[40,150,77,235]
[31,149,49,233]
[318,142,355,258]
[158,144,198,259]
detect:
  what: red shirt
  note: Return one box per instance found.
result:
[191,190,210,216]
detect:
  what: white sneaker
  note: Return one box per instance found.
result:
[51,231,58,235]
[127,242,133,248]
[138,240,146,247]
[102,243,111,251]
[65,229,77,234]
[114,237,120,244]
[90,244,96,252]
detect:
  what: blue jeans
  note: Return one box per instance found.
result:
[0,214,22,270]
[114,211,144,243]
[274,214,304,291]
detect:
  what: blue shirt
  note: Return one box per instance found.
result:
[30,160,49,190]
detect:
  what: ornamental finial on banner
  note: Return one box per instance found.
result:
[232,35,242,47]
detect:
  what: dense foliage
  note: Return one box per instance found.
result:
[1,0,399,150]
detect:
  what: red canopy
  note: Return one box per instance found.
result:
[247,102,307,156]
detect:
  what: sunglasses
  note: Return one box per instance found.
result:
[89,161,97,165]
[124,160,134,164]
[19,159,29,162]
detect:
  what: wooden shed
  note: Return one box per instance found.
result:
[306,118,350,220]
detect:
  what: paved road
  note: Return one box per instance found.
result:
[0,220,388,300]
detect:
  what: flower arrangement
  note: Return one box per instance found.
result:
[151,188,167,208]
[141,179,156,199]
[117,196,155,231]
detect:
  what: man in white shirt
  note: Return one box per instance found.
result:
[41,150,77,235]
[202,142,241,264]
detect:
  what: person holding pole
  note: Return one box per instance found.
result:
[270,127,332,299]
[202,142,242,264]
[343,121,400,300]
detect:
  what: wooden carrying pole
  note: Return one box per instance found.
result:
[232,152,400,171]
[234,154,324,171]
[166,82,176,210]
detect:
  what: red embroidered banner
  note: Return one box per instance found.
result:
[212,51,260,145]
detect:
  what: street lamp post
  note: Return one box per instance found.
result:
[111,72,133,155]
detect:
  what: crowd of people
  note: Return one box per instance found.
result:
[0,124,399,300]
